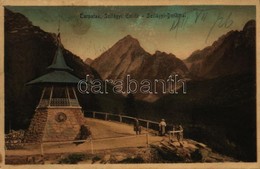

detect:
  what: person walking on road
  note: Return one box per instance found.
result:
[134,119,141,135]
[159,119,167,136]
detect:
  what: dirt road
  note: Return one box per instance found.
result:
[6,118,163,156]
[86,118,144,139]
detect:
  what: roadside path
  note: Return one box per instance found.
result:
[6,118,163,156]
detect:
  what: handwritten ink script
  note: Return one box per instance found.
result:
[169,9,234,43]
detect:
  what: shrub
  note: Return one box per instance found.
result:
[58,153,86,164]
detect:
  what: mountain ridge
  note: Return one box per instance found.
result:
[185,20,256,79]
[91,34,189,101]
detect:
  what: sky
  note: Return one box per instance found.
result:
[7,6,256,60]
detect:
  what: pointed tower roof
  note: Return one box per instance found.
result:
[47,33,73,71]
[27,33,80,85]
[26,70,80,85]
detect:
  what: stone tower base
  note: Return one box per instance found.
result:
[24,107,85,143]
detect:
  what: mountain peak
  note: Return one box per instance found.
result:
[118,34,140,46]
[154,50,163,55]
[84,58,93,65]
[124,34,136,40]
[243,20,256,31]
[125,34,134,39]
[154,50,176,58]
[91,35,188,88]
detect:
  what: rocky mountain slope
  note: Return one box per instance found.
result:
[91,35,188,80]
[91,35,189,101]
[185,20,256,79]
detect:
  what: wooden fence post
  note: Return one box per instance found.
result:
[90,139,94,154]
[40,143,44,156]
[146,133,149,147]
[105,113,108,121]
[93,112,95,118]
[119,115,122,122]
[146,121,149,130]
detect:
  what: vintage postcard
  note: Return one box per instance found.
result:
[0,0,259,169]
